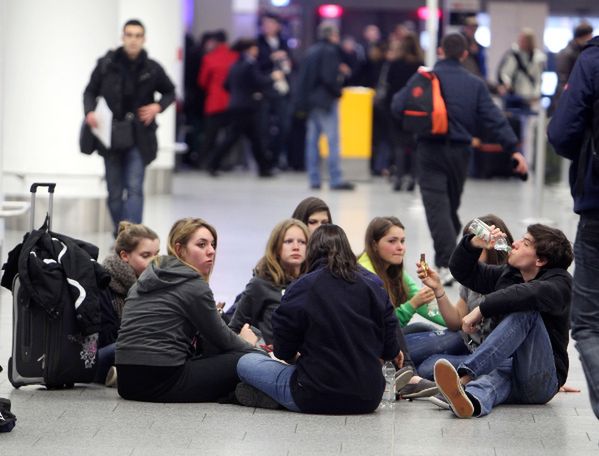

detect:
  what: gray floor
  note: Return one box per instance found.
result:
[1,166,598,455]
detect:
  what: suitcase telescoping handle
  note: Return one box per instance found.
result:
[30,183,56,231]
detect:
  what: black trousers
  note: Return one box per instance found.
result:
[201,111,230,167]
[210,108,270,174]
[117,351,246,403]
[417,141,471,268]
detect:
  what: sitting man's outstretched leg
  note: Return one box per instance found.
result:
[435,311,558,418]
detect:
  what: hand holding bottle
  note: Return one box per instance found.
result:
[468,218,511,252]
[416,261,442,294]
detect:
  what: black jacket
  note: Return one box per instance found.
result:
[392,59,518,151]
[225,55,273,111]
[228,275,287,345]
[272,260,400,414]
[7,225,111,335]
[296,40,344,112]
[257,33,289,74]
[82,47,175,164]
[449,235,572,386]
[548,37,599,214]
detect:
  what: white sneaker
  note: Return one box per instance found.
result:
[438,267,454,286]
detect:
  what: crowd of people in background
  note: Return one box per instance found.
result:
[180,13,593,190]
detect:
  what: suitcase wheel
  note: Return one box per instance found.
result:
[7,357,24,389]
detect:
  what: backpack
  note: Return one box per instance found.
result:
[400,67,448,135]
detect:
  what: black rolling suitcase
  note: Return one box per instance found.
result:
[3,183,107,388]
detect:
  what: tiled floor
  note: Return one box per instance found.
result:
[1,166,597,455]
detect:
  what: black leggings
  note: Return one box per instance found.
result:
[117,351,246,403]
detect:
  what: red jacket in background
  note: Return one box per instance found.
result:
[198,44,238,115]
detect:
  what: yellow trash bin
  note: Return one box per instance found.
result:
[319,87,374,158]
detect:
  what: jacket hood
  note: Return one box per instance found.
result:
[136,255,199,294]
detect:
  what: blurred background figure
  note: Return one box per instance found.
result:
[552,22,594,112]
[460,16,487,80]
[197,30,237,170]
[497,28,546,160]
[208,38,283,178]
[257,13,292,170]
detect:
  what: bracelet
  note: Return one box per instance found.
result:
[435,291,446,300]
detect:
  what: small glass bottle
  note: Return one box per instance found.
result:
[468,218,512,252]
[379,361,396,409]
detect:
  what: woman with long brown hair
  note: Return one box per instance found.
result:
[229,219,309,345]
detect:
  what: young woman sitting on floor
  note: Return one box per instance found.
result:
[115,217,258,402]
[229,219,309,345]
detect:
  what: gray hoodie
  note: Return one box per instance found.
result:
[116,256,252,366]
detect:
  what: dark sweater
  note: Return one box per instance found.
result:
[116,256,252,366]
[449,235,572,386]
[228,275,287,345]
[548,37,599,214]
[272,261,400,414]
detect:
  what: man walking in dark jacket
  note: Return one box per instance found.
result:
[392,33,527,285]
[297,21,354,190]
[548,35,599,419]
[430,224,573,418]
[83,19,175,235]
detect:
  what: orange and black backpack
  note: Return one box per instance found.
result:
[400,67,448,135]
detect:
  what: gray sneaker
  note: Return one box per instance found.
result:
[429,393,451,410]
[235,383,281,410]
[399,378,439,399]
[394,366,415,393]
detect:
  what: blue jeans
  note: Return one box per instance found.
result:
[305,102,343,187]
[459,311,559,417]
[419,353,470,380]
[405,329,468,370]
[94,343,115,384]
[571,215,599,419]
[104,147,145,233]
[237,353,300,412]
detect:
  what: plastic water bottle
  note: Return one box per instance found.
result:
[380,361,396,409]
[468,218,512,252]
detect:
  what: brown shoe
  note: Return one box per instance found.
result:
[434,359,474,418]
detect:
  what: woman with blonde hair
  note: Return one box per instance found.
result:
[115,217,258,402]
[229,219,309,345]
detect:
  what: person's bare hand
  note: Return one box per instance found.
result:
[339,63,351,76]
[559,384,581,393]
[271,70,285,81]
[410,287,435,309]
[394,350,405,368]
[416,262,442,294]
[137,103,161,126]
[511,152,528,175]
[239,323,259,346]
[462,307,483,334]
[86,111,98,128]
[216,301,225,314]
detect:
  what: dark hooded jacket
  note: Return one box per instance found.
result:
[116,256,252,367]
